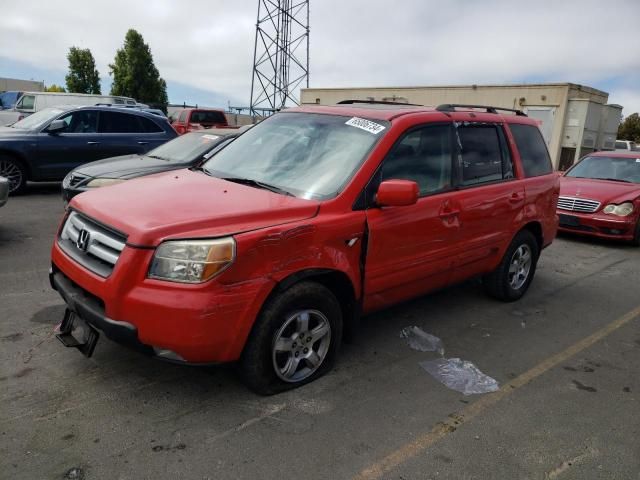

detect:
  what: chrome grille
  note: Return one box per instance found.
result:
[65,173,89,188]
[557,196,600,213]
[58,211,127,277]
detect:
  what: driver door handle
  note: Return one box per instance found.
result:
[137,141,149,145]
[87,141,100,145]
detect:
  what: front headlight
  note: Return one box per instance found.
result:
[86,178,126,188]
[603,202,634,217]
[148,238,236,283]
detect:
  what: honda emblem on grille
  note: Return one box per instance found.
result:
[76,229,91,251]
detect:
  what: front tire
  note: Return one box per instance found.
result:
[483,230,540,302]
[240,281,343,395]
[632,219,640,247]
[0,155,27,195]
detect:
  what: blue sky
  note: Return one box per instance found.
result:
[1,57,236,108]
[1,0,639,114]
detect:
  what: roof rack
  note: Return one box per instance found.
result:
[435,104,527,116]
[337,99,424,107]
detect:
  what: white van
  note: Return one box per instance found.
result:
[0,92,142,125]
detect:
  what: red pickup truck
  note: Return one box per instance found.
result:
[51,102,559,394]
[171,108,228,135]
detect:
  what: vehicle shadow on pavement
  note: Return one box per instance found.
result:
[24,181,62,195]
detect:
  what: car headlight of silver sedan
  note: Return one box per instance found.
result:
[85,178,126,188]
[148,238,236,283]
[602,202,634,217]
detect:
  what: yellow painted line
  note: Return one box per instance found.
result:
[354,304,640,480]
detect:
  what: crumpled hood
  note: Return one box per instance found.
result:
[560,177,640,205]
[73,154,191,180]
[70,169,320,246]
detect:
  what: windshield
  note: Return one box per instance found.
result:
[11,108,65,130]
[202,112,388,200]
[566,156,640,183]
[147,132,229,162]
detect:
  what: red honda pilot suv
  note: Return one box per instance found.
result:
[51,102,559,394]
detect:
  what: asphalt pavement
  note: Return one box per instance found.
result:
[1,183,639,480]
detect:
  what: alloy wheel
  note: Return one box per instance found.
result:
[0,160,23,193]
[508,244,532,290]
[271,309,332,383]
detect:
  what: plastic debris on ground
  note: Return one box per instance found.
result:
[419,357,500,395]
[400,326,445,355]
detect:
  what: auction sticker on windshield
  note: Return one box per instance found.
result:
[345,117,386,135]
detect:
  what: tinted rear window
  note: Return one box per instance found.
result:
[139,116,163,133]
[190,110,226,124]
[99,111,144,133]
[510,124,553,177]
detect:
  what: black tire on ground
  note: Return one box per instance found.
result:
[632,219,640,247]
[483,229,540,302]
[0,154,27,195]
[240,281,343,395]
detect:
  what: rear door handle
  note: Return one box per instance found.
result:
[137,141,149,145]
[87,141,100,145]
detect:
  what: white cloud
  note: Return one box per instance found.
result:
[0,0,638,110]
[608,89,640,117]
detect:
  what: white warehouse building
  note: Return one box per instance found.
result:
[300,83,622,170]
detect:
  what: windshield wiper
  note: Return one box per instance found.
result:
[601,177,632,183]
[222,177,294,196]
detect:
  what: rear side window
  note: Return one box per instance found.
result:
[457,125,513,186]
[139,116,163,133]
[510,124,553,177]
[98,111,144,133]
[190,110,226,124]
[381,124,452,195]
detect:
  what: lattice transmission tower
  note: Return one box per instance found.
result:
[249,0,310,116]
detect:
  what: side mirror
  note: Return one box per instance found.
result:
[376,179,419,207]
[47,119,67,134]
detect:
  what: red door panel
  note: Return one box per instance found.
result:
[363,191,460,312]
[449,181,525,284]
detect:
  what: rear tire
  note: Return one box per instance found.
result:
[0,155,27,195]
[483,230,540,302]
[240,281,342,395]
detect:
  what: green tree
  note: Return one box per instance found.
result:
[618,113,640,143]
[45,84,66,92]
[109,29,168,107]
[65,47,101,94]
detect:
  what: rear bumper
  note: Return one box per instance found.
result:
[557,210,637,241]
